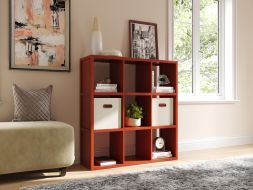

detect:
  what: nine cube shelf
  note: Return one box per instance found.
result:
[80,55,178,170]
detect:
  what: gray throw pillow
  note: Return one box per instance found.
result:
[12,84,53,121]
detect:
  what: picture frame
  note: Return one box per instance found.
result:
[129,20,159,59]
[9,0,71,72]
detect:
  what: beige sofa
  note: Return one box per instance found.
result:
[0,121,75,176]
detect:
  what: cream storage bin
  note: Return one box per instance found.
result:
[152,98,173,126]
[94,98,121,130]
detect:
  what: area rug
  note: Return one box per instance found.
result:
[22,156,253,190]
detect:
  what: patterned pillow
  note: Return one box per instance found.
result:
[12,84,53,121]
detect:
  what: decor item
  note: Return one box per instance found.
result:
[12,84,53,121]
[100,48,123,56]
[125,103,143,127]
[129,20,158,59]
[91,16,103,55]
[94,157,117,166]
[153,136,165,151]
[10,0,70,71]
[158,74,170,85]
[0,121,75,176]
[21,156,253,190]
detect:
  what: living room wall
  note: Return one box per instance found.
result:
[0,0,252,163]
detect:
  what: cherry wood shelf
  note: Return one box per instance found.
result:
[80,55,178,170]
[124,92,151,96]
[152,125,177,129]
[124,126,151,131]
[94,128,124,133]
[94,92,124,96]
[152,93,177,97]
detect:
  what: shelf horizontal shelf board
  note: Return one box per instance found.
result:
[92,126,177,133]
[94,92,124,96]
[92,157,178,170]
[94,128,123,133]
[152,60,178,65]
[81,55,178,65]
[124,126,151,131]
[152,93,177,97]
[93,163,125,170]
[151,125,177,129]
[89,55,124,63]
[124,92,151,96]
[151,157,177,162]
[124,156,151,165]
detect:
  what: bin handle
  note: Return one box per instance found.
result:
[103,104,113,108]
[159,103,167,107]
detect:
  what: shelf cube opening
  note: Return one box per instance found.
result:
[152,128,177,158]
[124,61,152,93]
[94,60,123,93]
[125,130,152,161]
[94,132,124,166]
[152,63,177,93]
[125,96,151,127]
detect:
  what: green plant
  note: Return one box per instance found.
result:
[126,103,144,119]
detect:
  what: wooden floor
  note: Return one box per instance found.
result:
[1,144,253,190]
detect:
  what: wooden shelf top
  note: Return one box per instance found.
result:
[80,55,178,64]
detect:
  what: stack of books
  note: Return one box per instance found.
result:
[95,84,117,92]
[152,151,173,159]
[153,86,175,93]
[94,157,117,166]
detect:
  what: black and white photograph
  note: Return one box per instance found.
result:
[129,20,158,59]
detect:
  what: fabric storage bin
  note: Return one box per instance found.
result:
[152,98,173,126]
[94,98,121,130]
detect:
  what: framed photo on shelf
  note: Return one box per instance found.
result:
[129,20,159,59]
[9,0,71,72]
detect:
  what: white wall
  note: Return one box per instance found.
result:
[0,0,252,163]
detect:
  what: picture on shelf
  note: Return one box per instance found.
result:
[129,20,159,59]
[10,0,70,71]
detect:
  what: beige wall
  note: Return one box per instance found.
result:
[0,0,252,163]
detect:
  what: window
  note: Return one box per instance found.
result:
[169,0,236,102]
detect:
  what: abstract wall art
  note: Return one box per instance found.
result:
[10,0,70,71]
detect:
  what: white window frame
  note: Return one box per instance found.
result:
[168,0,238,104]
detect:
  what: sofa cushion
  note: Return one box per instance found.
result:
[0,121,75,175]
[12,84,53,121]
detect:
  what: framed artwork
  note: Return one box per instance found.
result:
[129,20,159,59]
[10,0,71,72]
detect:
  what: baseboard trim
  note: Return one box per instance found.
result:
[179,136,253,152]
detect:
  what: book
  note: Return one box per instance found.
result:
[96,84,117,88]
[153,87,175,93]
[96,86,117,90]
[95,89,117,92]
[152,151,173,159]
[94,157,117,166]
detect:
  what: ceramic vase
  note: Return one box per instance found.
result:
[125,117,141,127]
[91,16,103,55]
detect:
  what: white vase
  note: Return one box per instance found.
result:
[125,117,141,127]
[91,17,103,55]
